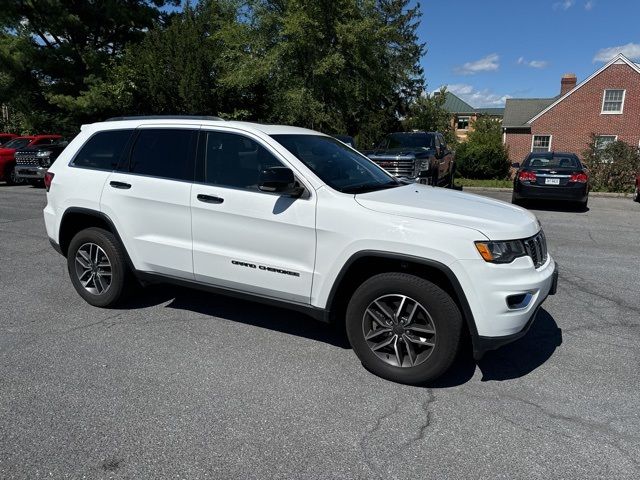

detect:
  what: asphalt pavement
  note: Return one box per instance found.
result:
[1,184,639,479]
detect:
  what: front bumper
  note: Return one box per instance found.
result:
[15,165,47,180]
[473,266,558,358]
[449,253,557,358]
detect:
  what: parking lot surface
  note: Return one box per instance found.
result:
[1,185,639,479]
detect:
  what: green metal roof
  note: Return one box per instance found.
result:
[442,92,475,114]
[475,107,505,116]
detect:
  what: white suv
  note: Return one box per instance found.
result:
[44,116,557,384]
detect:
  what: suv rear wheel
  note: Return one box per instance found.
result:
[346,272,462,384]
[67,227,130,307]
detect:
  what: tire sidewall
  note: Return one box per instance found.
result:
[346,274,462,385]
[67,228,126,307]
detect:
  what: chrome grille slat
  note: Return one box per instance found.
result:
[371,159,416,177]
[15,154,40,166]
[524,231,548,269]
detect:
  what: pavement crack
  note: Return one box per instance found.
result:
[402,389,436,446]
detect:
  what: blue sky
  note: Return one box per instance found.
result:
[415,0,640,106]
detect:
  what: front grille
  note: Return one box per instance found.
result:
[14,154,40,166]
[523,230,548,269]
[371,159,416,177]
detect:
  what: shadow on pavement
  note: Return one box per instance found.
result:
[477,308,563,382]
[119,283,351,349]
[119,285,562,384]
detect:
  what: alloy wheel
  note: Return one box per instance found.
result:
[362,294,437,368]
[74,242,112,295]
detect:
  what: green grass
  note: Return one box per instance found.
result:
[454,178,512,188]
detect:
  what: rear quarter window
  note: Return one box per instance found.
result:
[71,130,133,170]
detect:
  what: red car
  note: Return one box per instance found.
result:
[0,133,17,146]
[0,135,62,185]
[634,173,640,203]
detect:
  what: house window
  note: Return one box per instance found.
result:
[457,116,470,130]
[531,135,551,152]
[601,89,625,114]
[595,135,617,150]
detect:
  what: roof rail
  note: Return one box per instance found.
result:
[105,115,225,121]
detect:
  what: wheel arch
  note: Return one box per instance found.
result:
[58,208,135,271]
[325,251,479,343]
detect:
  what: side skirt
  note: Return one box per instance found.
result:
[135,271,330,323]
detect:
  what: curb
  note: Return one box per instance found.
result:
[461,186,633,198]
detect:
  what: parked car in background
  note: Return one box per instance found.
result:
[634,172,640,203]
[0,133,17,146]
[363,131,455,187]
[332,134,356,149]
[512,152,589,208]
[0,135,62,185]
[15,139,68,185]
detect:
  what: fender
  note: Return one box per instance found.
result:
[57,207,138,273]
[325,250,481,352]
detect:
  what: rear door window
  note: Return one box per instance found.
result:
[72,130,133,170]
[128,129,197,181]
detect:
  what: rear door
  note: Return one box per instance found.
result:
[190,129,316,304]
[436,133,453,179]
[100,126,198,278]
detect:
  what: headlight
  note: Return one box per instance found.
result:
[475,240,526,264]
[37,150,52,157]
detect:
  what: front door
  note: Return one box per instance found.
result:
[191,130,316,304]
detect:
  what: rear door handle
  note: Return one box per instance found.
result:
[110,181,131,189]
[197,194,224,204]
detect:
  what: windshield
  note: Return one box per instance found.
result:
[524,155,580,169]
[272,134,399,194]
[384,133,435,150]
[2,138,31,150]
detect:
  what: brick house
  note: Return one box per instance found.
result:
[441,92,504,142]
[503,53,640,161]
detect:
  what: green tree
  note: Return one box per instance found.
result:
[455,116,509,179]
[0,0,177,134]
[404,86,455,144]
[224,0,425,146]
[582,136,640,192]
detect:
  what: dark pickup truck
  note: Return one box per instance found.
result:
[364,131,455,187]
[15,140,68,185]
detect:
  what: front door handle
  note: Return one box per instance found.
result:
[197,194,224,204]
[110,181,131,189]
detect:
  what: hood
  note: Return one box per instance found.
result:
[0,147,16,156]
[355,184,540,240]
[367,147,431,159]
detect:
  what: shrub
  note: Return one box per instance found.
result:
[455,116,510,179]
[582,136,640,192]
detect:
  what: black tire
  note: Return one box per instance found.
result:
[578,198,588,210]
[346,272,463,385]
[4,165,23,185]
[67,227,130,307]
[633,187,639,203]
[512,193,522,206]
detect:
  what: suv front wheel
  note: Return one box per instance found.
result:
[346,272,463,385]
[67,227,130,307]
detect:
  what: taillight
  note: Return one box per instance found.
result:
[570,172,588,183]
[518,170,536,182]
[44,172,54,192]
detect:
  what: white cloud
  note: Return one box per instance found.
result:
[593,42,640,62]
[585,0,595,10]
[517,57,548,68]
[553,0,575,10]
[454,53,499,75]
[445,84,511,107]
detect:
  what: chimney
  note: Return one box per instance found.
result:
[560,73,577,96]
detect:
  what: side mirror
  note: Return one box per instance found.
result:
[511,162,520,168]
[259,166,304,197]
